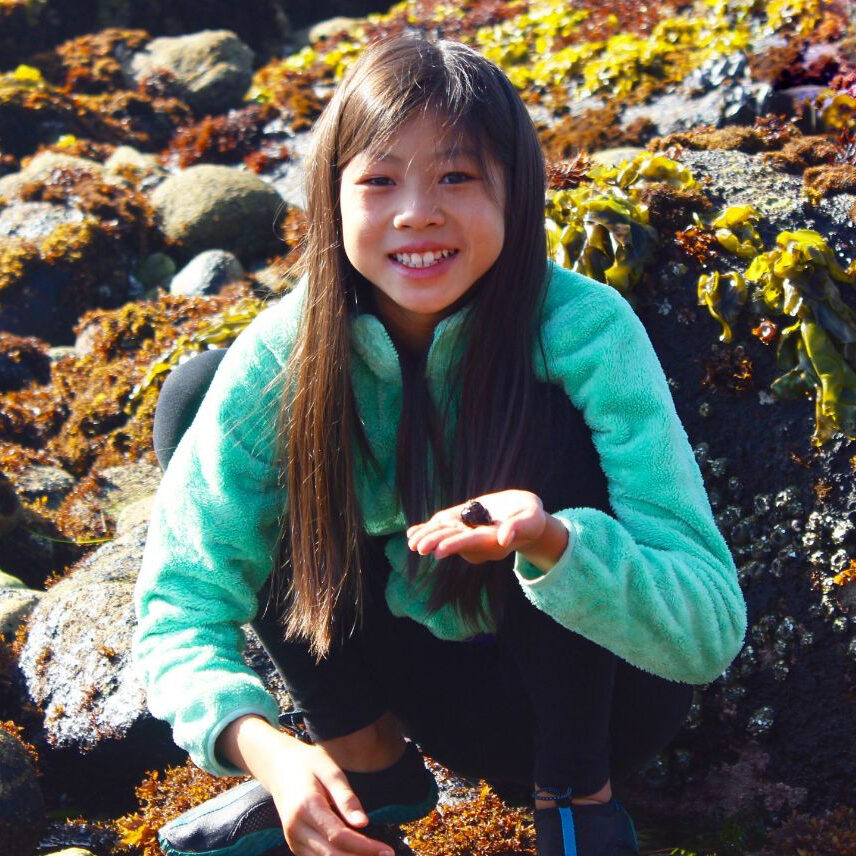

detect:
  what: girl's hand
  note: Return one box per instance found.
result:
[406,489,568,569]
[263,735,394,856]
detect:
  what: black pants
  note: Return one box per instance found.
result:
[154,348,693,795]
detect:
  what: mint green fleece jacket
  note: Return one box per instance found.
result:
[133,262,746,776]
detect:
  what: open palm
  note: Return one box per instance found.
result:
[406,489,548,564]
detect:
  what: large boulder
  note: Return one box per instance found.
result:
[126,30,254,116]
[150,164,283,261]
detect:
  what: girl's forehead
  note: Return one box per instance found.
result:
[358,110,477,159]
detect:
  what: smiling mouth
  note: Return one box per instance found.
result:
[389,249,459,269]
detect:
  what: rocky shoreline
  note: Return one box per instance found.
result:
[2,1,856,853]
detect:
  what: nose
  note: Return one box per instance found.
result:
[393,188,444,229]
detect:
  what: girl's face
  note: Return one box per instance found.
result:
[339,111,505,352]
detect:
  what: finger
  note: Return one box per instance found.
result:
[319,766,368,827]
[434,528,500,559]
[301,797,393,855]
[412,524,467,555]
[295,818,395,856]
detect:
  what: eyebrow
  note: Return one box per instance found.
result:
[372,147,479,164]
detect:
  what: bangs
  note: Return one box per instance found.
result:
[334,39,510,199]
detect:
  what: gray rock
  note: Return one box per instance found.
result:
[150,164,284,261]
[19,522,150,749]
[127,30,254,116]
[96,463,163,520]
[0,587,41,636]
[0,201,85,243]
[169,249,245,297]
[18,520,292,753]
[266,128,314,210]
[12,465,75,511]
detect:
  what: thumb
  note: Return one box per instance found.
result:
[320,765,368,827]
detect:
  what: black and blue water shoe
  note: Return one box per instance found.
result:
[533,788,640,856]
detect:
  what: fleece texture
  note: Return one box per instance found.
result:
[133,262,747,776]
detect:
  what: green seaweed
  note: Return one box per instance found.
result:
[699,225,856,445]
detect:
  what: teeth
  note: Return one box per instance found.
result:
[393,249,455,268]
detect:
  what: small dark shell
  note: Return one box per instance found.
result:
[461,500,493,527]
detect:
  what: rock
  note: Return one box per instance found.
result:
[0,587,41,636]
[169,249,245,296]
[0,728,44,856]
[0,472,21,538]
[43,850,96,856]
[12,465,75,511]
[47,346,76,362]
[127,30,254,116]
[58,462,163,538]
[0,201,85,243]
[150,164,284,261]
[114,493,155,536]
[103,145,167,189]
[18,522,154,750]
[590,147,647,168]
[0,571,26,589]
[133,252,176,291]
[0,332,51,391]
[0,153,116,202]
[307,16,360,44]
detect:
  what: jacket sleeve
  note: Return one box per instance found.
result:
[133,302,292,775]
[515,270,747,685]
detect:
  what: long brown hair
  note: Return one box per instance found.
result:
[277,34,549,660]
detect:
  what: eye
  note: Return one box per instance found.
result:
[440,171,472,184]
[362,176,394,187]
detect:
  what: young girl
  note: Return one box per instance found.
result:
[134,35,747,856]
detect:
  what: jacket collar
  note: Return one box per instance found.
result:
[350,305,471,385]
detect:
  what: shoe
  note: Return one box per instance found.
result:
[533,787,640,855]
[158,779,287,856]
[343,740,439,825]
[158,742,438,856]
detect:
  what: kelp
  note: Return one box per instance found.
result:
[545,153,697,292]
[699,226,856,444]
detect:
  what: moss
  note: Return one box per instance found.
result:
[26,29,151,95]
[115,759,247,856]
[802,162,856,202]
[246,65,328,132]
[402,781,536,855]
[0,241,39,293]
[164,103,279,169]
[762,135,841,173]
[538,104,656,161]
[635,181,712,234]
[650,121,801,155]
